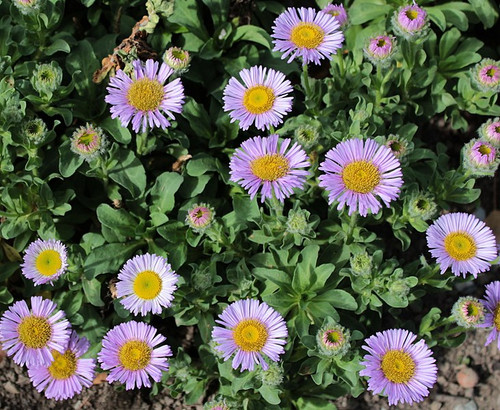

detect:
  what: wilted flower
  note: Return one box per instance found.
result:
[406,191,437,221]
[481,281,500,349]
[360,329,438,406]
[451,296,485,328]
[186,203,215,233]
[204,398,231,410]
[472,59,500,93]
[286,208,310,235]
[350,251,373,277]
[22,117,48,145]
[294,124,320,149]
[364,35,396,66]
[21,239,68,286]
[211,299,288,371]
[0,296,71,367]
[12,0,43,15]
[223,66,293,131]
[229,135,310,203]
[70,123,108,162]
[462,138,499,177]
[163,47,191,74]
[426,212,498,278]
[272,7,344,65]
[321,4,348,27]
[392,3,429,39]
[31,62,63,97]
[105,59,185,133]
[98,321,172,390]
[478,117,500,148]
[316,322,350,358]
[258,362,284,386]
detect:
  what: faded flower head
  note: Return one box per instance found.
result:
[12,0,43,15]
[286,208,310,235]
[364,35,396,66]
[350,251,373,277]
[186,203,215,233]
[472,59,500,93]
[258,362,284,386]
[321,3,348,27]
[451,296,485,328]
[478,117,500,148]
[316,322,350,358]
[31,62,63,97]
[392,3,429,39]
[70,123,108,162]
[163,47,191,74]
[406,191,437,221]
[204,398,231,410]
[294,124,320,149]
[462,138,499,177]
[22,117,48,145]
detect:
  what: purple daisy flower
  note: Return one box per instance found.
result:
[0,296,71,367]
[364,35,396,66]
[482,281,500,349]
[318,138,403,216]
[451,296,485,329]
[211,299,288,372]
[98,321,172,390]
[426,212,498,278]
[105,59,185,133]
[70,123,108,162]
[479,117,500,148]
[229,134,310,203]
[27,331,96,400]
[186,203,215,233]
[321,4,348,27]
[223,65,293,131]
[392,3,428,38]
[271,7,344,65]
[468,140,496,165]
[472,59,500,92]
[20,239,68,286]
[116,254,179,316]
[360,329,438,406]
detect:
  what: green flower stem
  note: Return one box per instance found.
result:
[302,64,312,98]
[336,52,345,78]
[345,211,358,243]
[136,130,149,156]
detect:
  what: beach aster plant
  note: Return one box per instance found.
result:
[27,331,96,400]
[229,134,310,203]
[318,138,403,216]
[98,321,172,390]
[360,329,438,406]
[478,117,500,148]
[211,299,288,372]
[481,281,500,349]
[116,253,179,316]
[426,212,498,278]
[392,3,429,39]
[0,296,71,367]
[105,59,185,133]
[271,7,344,65]
[20,239,68,286]
[321,3,348,27]
[222,66,293,131]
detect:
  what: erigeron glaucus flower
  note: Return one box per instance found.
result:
[364,35,396,66]
[98,321,172,390]
[27,331,96,400]
[451,296,485,328]
[392,3,428,39]
[472,59,500,93]
[316,322,350,358]
[229,134,310,203]
[31,62,63,96]
[222,66,293,131]
[185,203,215,233]
[318,138,404,217]
[105,59,185,133]
[70,123,108,162]
[321,3,348,27]
[21,239,68,285]
[462,138,499,177]
[22,118,48,145]
[163,47,191,73]
[211,299,288,372]
[116,253,179,316]
[360,329,438,406]
[0,296,71,367]
[426,212,498,278]
[482,281,500,348]
[478,117,500,148]
[271,7,344,65]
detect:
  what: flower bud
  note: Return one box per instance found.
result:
[462,138,499,177]
[364,35,396,67]
[286,208,310,235]
[471,59,500,93]
[406,191,437,221]
[392,3,429,40]
[350,251,372,277]
[163,47,191,74]
[22,117,48,145]
[478,117,500,148]
[258,362,284,386]
[31,62,63,97]
[70,123,108,162]
[316,322,350,358]
[12,0,43,15]
[185,203,215,233]
[451,296,485,328]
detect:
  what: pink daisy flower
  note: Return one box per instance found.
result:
[481,281,500,349]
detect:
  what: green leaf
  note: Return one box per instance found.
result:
[100,117,132,144]
[314,289,357,311]
[82,278,104,307]
[96,203,137,238]
[84,242,143,279]
[149,172,183,214]
[201,0,229,27]
[295,397,337,410]
[439,28,461,59]
[253,268,293,293]
[170,0,209,40]
[186,154,217,176]
[349,0,392,25]
[65,39,99,97]
[108,148,146,198]
[259,385,281,405]
[468,0,499,29]
[232,25,272,49]
[181,98,212,139]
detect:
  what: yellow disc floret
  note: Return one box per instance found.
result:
[48,350,77,380]
[118,340,152,371]
[243,86,275,114]
[35,250,62,277]
[127,78,164,112]
[494,304,500,331]
[444,232,477,261]
[290,23,324,49]
[406,9,419,20]
[341,160,381,194]
[233,319,268,352]
[250,154,290,181]
[17,316,52,349]
[478,144,492,155]
[381,350,416,384]
[133,270,163,300]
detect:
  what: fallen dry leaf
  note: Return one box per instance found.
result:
[172,154,192,173]
[92,372,109,385]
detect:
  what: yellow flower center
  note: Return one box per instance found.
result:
[48,350,77,379]
[380,350,416,384]
[290,22,325,49]
[326,330,343,345]
[35,249,62,277]
[341,160,381,194]
[127,78,164,112]
[478,144,492,155]
[78,131,96,146]
[486,68,497,78]
[467,302,480,318]
[118,340,152,370]
[233,319,268,352]
[377,38,387,47]
[242,86,275,114]
[406,9,419,20]
[444,232,477,261]
[250,154,290,181]
[17,316,52,349]
[133,270,162,300]
[494,304,500,331]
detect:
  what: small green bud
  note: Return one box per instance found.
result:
[258,362,284,386]
[406,191,437,221]
[185,203,215,233]
[350,251,372,277]
[22,117,48,145]
[451,296,485,328]
[286,208,310,235]
[316,322,350,358]
[163,47,191,74]
[294,125,319,149]
[31,62,63,97]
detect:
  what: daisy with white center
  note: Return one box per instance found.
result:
[21,239,68,286]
